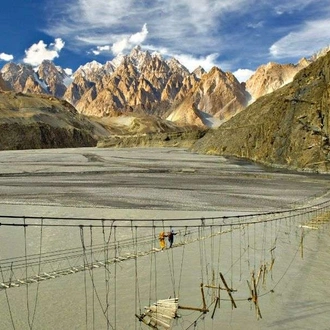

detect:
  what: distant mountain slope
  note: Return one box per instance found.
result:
[191,51,330,173]
[0,91,107,150]
[245,58,310,101]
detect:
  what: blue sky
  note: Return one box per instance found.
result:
[0,0,329,81]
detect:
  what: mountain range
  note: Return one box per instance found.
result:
[0,46,313,129]
[1,45,330,172]
[192,49,330,173]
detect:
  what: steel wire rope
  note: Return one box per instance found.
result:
[80,226,88,330]
[113,226,117,330]
[239,224,243,281]
[0,265,16,329]
[23,217,33,330]
[198,227,204,284]
[79,226,114,330]
[230,224,234,288]
[2,199,329,227]
[0,206,321,231]
[184,299,216,330]
[101,219,113,329]
[154,222,158,306]
[148,223,155,307]
[0,242,115,269]
[170,226,177,297]
[90,226,95,330]
[219,218,310,306]
[165,233,177,298]
[177,226,188,299]
[209,220,215,298]
[216,225,222,287]
[30,218,44,329]
[201,222,210,290]
[1,207,326,293]
[131,223,141,330]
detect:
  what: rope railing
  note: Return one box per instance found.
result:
[1,199,330,291]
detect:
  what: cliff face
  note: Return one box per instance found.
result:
[191,51,330,173]
[0,92,108,150]
[0,73,10,91]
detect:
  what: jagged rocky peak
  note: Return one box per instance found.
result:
[1,62,38,92]
[128,45,152,69]
[192,66,206,79]
[166,65,249,128]
[74,60,104,79]
[167,58,190,76]
[37,60,70,97]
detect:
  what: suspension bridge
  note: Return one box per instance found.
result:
[0,199,329,329]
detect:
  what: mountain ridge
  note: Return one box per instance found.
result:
[1,46,313,129]
[191,50,330,173]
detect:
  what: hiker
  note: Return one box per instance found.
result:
[167,229,177,248]
[159,231,167,250]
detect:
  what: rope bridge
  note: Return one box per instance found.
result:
[0,200,329,329]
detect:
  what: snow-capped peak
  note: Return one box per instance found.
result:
[75,60,103,77]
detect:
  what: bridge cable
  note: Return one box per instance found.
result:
[23,217,33,330]
[90,226,95,330]
[30,218,44,329]
[0,265,16,329]
[177,226,187,298]
[79,225,115,330]
[80,226,88,330]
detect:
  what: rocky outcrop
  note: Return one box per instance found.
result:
[191,50,330,173]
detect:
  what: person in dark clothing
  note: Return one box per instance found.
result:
[167,229,177,248]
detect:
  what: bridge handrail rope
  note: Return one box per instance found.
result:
[0,197,329,226]
[0,199,329,292]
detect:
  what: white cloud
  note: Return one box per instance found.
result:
[64,68,73,75]
[111,23,148,55]
[45,0,249,57]
[129,24,148,44]
[91,24,149,56]
[44,0,330,71]
[174,53,220,72]
[23,38,65,66]
[270,19,330,59]
[233,69,255,82]
[0,53,14,61]
[111,38,130,55]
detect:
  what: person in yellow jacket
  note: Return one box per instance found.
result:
[159,231,167,250]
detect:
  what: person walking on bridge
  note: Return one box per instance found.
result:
[159,231,167,250]
[167,229,177,248]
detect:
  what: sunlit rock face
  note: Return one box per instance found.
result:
[191,51,330,173]
[246,58,311,101]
